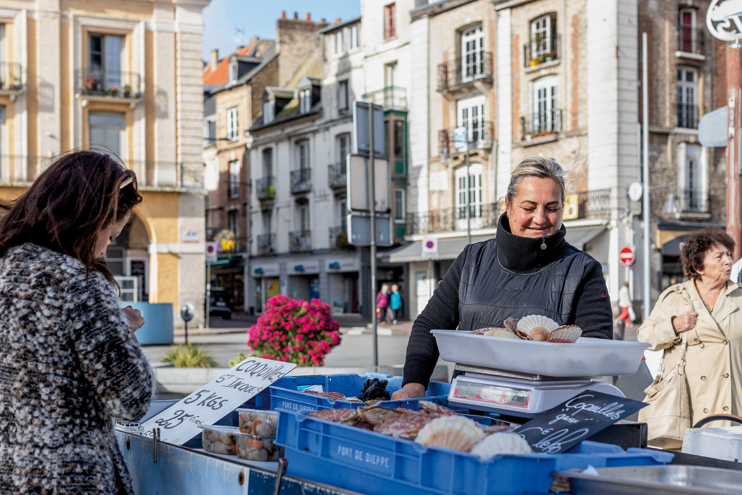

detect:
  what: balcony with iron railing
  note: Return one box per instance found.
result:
[677,103,698,129]
[329,225,349,250]
[75,68,142,99]
[437,52,493,93]
[256,176,276,200]
[0,63,25,94]
[678,25,704,56]
[438,121,494,156]
[362,86,408,111]
[290,169,312,194]
[328,162,347,189]
[679,189,709,213]
[524,35,560,68]
[289,230,312,252]
[521,109,563,141]
[257,233,275,255]
[406,190,612,236]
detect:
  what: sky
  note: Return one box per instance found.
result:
[201,0,362,61]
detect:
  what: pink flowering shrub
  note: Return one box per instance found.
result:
[247,296,342,366]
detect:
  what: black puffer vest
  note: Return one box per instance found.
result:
[458,214,596,330]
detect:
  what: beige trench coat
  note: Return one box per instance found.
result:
[637,280,742,428]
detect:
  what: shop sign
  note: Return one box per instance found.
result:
[139,358,296,445]
[707,0,742,42]
[326,259,360,272]
[252,263,279,277]
[619,246,636,266]
[182,230,200,243]
[563,194,579,220]
[288,260,320,275]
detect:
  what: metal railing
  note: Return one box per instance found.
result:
[290,169,312,193]
[329,225,348,249]
[362,86,408,111]
[289,230,312,252]
[679,188,709,212]
[575,189,612,219]
[524,34,560,68]
[121,160,183,188]
[406,203,501,235]
[76,68,142,98]
[438,121,494,156]
[437,52,493,92]
[678,25,704,55]
[677,103,698,129]
[0,63,25,91]
[328,163,347,188]
[257,233,275,255]
[521,109,563,140]
[256,176,275,200]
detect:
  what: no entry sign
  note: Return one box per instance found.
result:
[619,246,636,266]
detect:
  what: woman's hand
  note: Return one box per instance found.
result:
[672,311,698,334]
[391,382,426,400]
[122,306,145,338]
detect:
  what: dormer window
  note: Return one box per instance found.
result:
[263,100,274,124]
[299,88,312,114]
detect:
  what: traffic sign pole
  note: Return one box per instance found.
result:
[729,41,742,261]
[368,102,378,370]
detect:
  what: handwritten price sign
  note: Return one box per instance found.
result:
[139,357,296,445]
[514,391,647,454]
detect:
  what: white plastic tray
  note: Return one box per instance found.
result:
[431,330,649,377]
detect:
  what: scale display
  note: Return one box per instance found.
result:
[453,380,531,408]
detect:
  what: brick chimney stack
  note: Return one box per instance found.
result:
[305,12,311,21]
[293,11,298,19]
[280,10,286,19]
[275,12,330,86]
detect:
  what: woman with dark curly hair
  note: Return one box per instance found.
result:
[637,226,742,448]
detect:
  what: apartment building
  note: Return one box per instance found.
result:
[0,0,209,325]
[203,13,328,314]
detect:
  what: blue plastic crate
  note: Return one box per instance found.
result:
[275,409,673,495]
[269,373,451,412]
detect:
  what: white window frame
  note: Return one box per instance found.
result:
[334,31,344,55]
[298,203,310,234]
[229,62,237,83]
[229,160,240,198]
[263,101,274,124]
[227,106,239,140]
[531,76,559,134]
[677,67,698,129]
[530,14,554,59]
[461,26,484,82]
[299,88,312,114]
[457,95,486,149]
[262,148,273,177]
[89,33,123,90]
[296,140,310,170]
[676,142,706,212]
[262,210,273,235]
[350,25,359,50]
[337,133,350,163]
[455,162,483,230]
[385,62,397,88]
[394,188,406,223]
[338,79,349,111]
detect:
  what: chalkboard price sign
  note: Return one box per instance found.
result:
[514,391,647,454]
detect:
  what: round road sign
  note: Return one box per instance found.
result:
[619,246,636,266]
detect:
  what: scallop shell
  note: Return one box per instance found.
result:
[503,317,520,334]
[548,325,582,343]
[516,315,559,341]
[414,416,484,452]
[470,433,533,461]
[483,327,520,339]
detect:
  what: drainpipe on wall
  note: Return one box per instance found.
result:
[244,81,252,314]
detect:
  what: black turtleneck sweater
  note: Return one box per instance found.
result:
[403,214,614,388]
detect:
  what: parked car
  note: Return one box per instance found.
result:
[209,288,232,319]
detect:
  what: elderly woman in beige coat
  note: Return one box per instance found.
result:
[638,227,742,446]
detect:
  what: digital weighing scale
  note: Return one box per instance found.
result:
[448,364,625,419]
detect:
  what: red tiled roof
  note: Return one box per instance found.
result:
[203,43,255,86]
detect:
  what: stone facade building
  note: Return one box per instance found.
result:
[0,0,210,326]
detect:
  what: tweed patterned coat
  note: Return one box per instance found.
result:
[0,243,154,494]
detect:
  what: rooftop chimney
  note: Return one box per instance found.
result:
[293,12,298,19]
[305,12,311,21]
[210,49,219,70]
[280,10,286,19]
[335,18,341,24]
[321,18,326,23]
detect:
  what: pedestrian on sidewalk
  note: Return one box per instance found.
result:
[0,151,153,495]
[377,284,391,325]
[616,281,631,325]
[390,284,402,324]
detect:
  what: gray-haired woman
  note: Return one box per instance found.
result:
[392,157,613,399]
